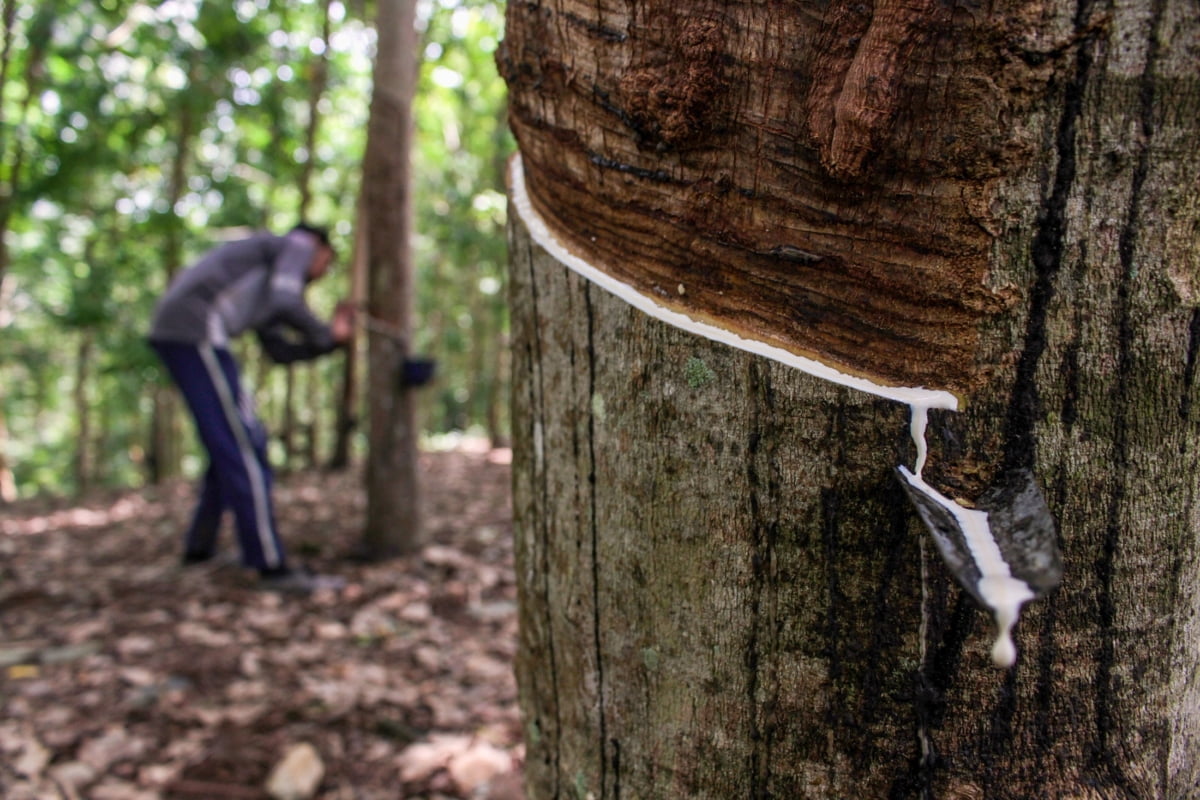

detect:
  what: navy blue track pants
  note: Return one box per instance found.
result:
[151,341,287,571]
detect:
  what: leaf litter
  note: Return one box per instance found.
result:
[0,443,523,800]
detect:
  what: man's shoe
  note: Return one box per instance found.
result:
[258,567,346,594]
[182,551,241,569]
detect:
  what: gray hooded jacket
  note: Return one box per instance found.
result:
[149,229,336,362]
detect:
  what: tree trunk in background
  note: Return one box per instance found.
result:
[72,332,93,495]
[286,0,335,472]
[0,275,14,503]
[331,192,369,470]
[486,330,508,447]
[297,0,333,222]
[0,4,47,502]
[148,56,200,485]
[489,108,512,449]
[505,0,1200,797]
[281,364,297,470]
[468,283,490,432]
[0,1,43,290]
[362,0,421,557]
[0,411,13,503]
[147,391,180,485]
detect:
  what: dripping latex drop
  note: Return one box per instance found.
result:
[903,404,1033,669]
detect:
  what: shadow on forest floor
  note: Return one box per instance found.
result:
[0,442,523,800]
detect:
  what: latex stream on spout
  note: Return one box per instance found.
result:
[902,403,1035,668]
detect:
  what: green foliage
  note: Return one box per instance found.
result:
[0,0,512,498]
[414,0,513,434]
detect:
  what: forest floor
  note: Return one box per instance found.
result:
[0,441,523,800]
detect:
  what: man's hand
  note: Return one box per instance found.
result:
[331,300,356,344]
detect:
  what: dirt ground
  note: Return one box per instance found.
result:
[0,443,523,800]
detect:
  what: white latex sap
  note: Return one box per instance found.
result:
[508,156,958,411]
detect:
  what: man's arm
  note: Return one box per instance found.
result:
[255,324,337,364]
[265,232,337,349]
[257,233,354,363]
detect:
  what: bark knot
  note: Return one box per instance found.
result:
[806,0,946,179]
[619,17,724,148]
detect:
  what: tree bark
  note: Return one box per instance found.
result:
[148,55,201,484]
[72,331,93,495]
[0,413,13,502]
[486,328,509,448]
[504,0,1200,796]
[283,0,336,473]
[362,0,421,557]
[330,191,369,470]
[281,363,298,470]
[297,0,333,223]
[0,273,14,502]
[0,3,48,502]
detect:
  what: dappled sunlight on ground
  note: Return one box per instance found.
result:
[1,493,172,537]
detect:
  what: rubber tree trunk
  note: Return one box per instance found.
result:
[331,191,369,470]
[72,331,93,495]
[362,0,421,557]
[503,0,1200,796]
[0,3,42,502]
[286,0,335,472]
[0,408,13,503]
[0,276,14,503]
[149,55,199,484]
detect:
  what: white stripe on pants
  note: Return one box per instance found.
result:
[198,344,281,568]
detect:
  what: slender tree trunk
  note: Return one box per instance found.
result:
[331,192,369,470]
[281,367,297,471]
[298,0,333,221]
[488,101,512,449]
[468,283,490,430]
[300,406,318,469]
[0,273,14,503]
[0,1,43,290]
[148,56,200,484]
[486,328,508,448]
[284,0,336,472]
[473,295,509,447]
[0,3,47,501]
[362,0,421,557]
[0,396,14,502]
[0,0,19,293]
[0,413,13,502]
[504,0,1200,796]
[72,331,93,495]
